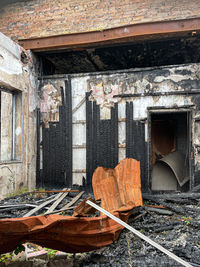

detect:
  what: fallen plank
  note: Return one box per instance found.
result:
[48,191,85,215]
[32,190,79,194]
[144,206,173,215]
[35,194,56,203]
[0,204,38,209]
[45,188,69,214]
[0,204,44,213]
[143,196,186,214]
[60,191,85,210]
[23,192,65,217]
[128,212,147,223]
[86,200,193,267]
[43,205,75,215]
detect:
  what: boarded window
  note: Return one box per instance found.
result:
[0,89,22,162]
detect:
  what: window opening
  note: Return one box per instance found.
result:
[0,89,22,162]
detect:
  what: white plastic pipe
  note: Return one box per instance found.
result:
[86,200,193,267]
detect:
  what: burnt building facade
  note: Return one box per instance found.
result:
[0,0,200,196]
[37,63,200,192]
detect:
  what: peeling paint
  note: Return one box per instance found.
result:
[39,83,62,126]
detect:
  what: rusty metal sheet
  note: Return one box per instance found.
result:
[0,158,142,254]
[92,158,143,212]
[159,151,189,186]
[0,212,131,254]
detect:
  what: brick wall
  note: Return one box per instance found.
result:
[0,0,200,41]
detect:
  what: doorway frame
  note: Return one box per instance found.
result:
[147,107,194,192]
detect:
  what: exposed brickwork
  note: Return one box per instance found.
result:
[0,0,200,41]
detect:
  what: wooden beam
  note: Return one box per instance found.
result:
[18,18,200,52]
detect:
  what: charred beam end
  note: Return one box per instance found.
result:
[148,105,194,110]
[114,90,200,98]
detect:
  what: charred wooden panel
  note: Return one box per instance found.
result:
[86,92,93,189]
[126,102,147,192]
[86,100,118,189]
[40,79,72,188]
[36,108,41,186]
[64,79,72,187]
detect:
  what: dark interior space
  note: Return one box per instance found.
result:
[37,33,200,75]
[151,112,190,192]
[0,0,30,9]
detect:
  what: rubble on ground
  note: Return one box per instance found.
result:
[0,191,199,266]
[0,158,199,266]
[0,187,90,218]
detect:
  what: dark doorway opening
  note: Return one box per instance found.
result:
[150,111,191,192]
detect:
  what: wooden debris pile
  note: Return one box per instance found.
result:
[0,189,90,219]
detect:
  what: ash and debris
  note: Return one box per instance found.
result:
[0,189,200,267]
[0,187,94,218]
[79,192,200,267]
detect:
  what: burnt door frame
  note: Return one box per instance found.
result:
[147,107,194,192]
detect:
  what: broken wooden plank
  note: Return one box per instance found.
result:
[35,194,57,203]
[73,198,97,217]
[128,212,147,223]
[47,191,85,215]
[32,190,79,194]
[45,188,69,215]
[60,191,85,210]
[143,195,186,214]
[86,200,193,267]
[23,192,64,217]
[43,206,76,215]
[0,204,45,213]
[144,206,173,215]
[0,204,38,209]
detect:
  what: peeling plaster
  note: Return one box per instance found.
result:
[39,82,62,126]
[87,64,200,108]
[0,32,37,198]
[88,78,119,107]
